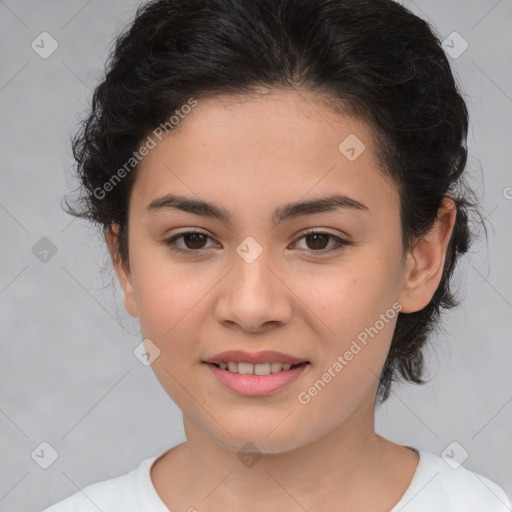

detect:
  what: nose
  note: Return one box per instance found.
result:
[214,247,293,334]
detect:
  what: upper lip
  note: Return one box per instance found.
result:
[203,350,309,365]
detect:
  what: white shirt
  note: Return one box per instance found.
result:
[41,448,511,511]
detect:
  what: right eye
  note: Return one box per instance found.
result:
[163,230,216,254]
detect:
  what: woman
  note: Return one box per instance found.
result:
[43,0,511,510]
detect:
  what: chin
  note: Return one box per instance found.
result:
[210,420,309,455]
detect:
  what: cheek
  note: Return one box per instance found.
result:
[294,257,392,326]
[293,260,397,372]
[295,274,396,426]
[131,262,207,399]
[130,247,208,336]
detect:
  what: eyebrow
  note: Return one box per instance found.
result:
[145,192,369,224]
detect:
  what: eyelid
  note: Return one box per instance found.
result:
[294,229,352,255]
[163,228,353,255]
[164,229,216,253]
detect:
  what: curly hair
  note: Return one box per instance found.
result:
[63,0,486,404]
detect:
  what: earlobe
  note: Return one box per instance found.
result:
[106,223,139,318]
[398,198,457,314]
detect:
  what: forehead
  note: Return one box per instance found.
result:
[131,89,399,224]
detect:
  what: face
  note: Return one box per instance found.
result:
[109,89,453,454]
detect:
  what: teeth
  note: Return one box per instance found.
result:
[238,362,254,375]
[254,363,271,375]
[216,361,297,374]
[270,362,282,373]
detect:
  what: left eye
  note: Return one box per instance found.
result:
[163,230,351,255]
[295,231,349,252]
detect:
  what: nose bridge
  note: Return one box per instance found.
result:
[232,235,278,302]
[215,235,292,331]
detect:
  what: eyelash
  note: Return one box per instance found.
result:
[163,229,352,256]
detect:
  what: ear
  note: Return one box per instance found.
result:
[106,223,139,318]
[398,197,457,314]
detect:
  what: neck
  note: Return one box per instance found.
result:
[151,392,418,511]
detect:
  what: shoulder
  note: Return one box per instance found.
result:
[392,449,512,512]
[40,456,160,512]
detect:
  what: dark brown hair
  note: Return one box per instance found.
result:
[63,0,486,403]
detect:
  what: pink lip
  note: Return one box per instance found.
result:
[203,350,308,365]
[205,362,310,396]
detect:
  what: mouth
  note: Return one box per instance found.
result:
[202,356,311,396]
[205,361,310,375]
[202,350,311,395]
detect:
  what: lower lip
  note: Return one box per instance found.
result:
[204,363,310,396]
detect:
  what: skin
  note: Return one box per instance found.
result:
[107,88,456,511]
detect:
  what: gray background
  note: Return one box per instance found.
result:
[0,1,511,510]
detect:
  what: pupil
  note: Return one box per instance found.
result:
[308,233,328,250]
[185,233,206,249]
